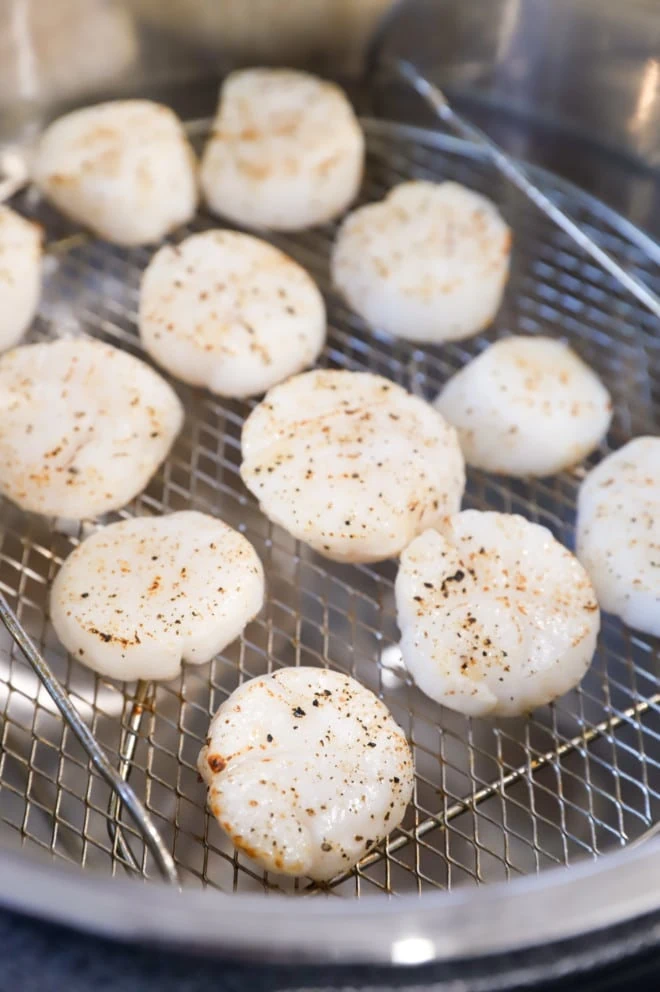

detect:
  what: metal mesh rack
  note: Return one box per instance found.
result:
[0,118,658,898]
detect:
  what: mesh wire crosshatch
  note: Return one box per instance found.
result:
[0,118,658,897]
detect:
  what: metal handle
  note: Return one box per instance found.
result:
[0,593,179,886]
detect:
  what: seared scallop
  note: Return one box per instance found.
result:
[51,511,264,681]
[332,180,511,343]
[139,230,325,398]
[240,369,465,563]
[201,68,364,230]
[32,100,197,245]
[0,206,42,351]
[576,437,660,637]
[435,336,612,477]
[199,667,413,881]
[396,511,600,717]
[0,338,183,518]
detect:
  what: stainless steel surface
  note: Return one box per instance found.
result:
[131,0,397,73]
[380,0,660,169]
[3,0,660,177]
[395,58,660,319]
[0,116,658,961]
[0,0,394,141]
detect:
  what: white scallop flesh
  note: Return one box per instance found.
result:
[0,206,42,351]
[396,512,600,717]
[32,100,197,245]
[240,369,466,563]
[331,181,511,343]
[435,336,612,477]
[51,511,264,681]
[576,437,660,637]
[198,667,413,881]
[139,230,326,398]
[0,338,183,519]
[201,68,364,231]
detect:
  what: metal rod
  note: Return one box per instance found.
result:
[107,680,154,873]
[317,692,660,891]
[394,58,660,321]
[0,594,179,886]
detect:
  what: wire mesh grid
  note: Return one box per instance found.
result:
[0,118,658,898]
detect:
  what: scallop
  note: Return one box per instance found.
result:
[0,206,42,351]
[240,369,465,563]
[201,68,364,231]
[198,667,413,881]
[51,511,264,681]
[395,511,600,717]
[435,336,612,476]
[0,337,183,519]
[139,230,325,398]
[576,437,660,637]
[32,100,197,245]
[331,180,511,343]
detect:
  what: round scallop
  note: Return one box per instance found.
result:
[576,437,660,637]
[201,68,364,231]
[240,369,465,563]
[332,180,511,343]
[32,100,197,245]
[198,667,413,881]
[435,336,612,477]
[0,206,42,351]
[396,511,600,717]
[0,337,183,519]
[139,230,325,398]
[51,511,264,681]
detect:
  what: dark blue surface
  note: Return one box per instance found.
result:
[0,905,658,992]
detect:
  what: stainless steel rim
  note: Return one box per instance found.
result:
[2,837,660,963]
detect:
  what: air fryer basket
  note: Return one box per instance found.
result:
[0,100,658,963]
[0,108,660,960]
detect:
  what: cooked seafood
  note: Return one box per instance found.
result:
[32,100,197,245]
[139,230,325,398]
[201,68,364,230]
[396,511,600,717]
[0,206,42,351]
[332,180,511,342]
[435,336,612,476]
[576,436,660,637]
[199,667,413,880]
[0,337,183,518]
[240,369,465,563]
[51,511,265,681]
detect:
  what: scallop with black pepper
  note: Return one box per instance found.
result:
[50,511,265,681]
[0,338,183,519]
[240,369,465,563]
[576,436,660,637]
[0,206,42,351]
[32,100,197,246]
[198,667,413,881]
[332,180,511,343]
[435,336,612,476]
[139,230,325,398]
[396,511,600,717]
[201,68,364,231]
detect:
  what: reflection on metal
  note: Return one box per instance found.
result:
[631,58,660,135]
